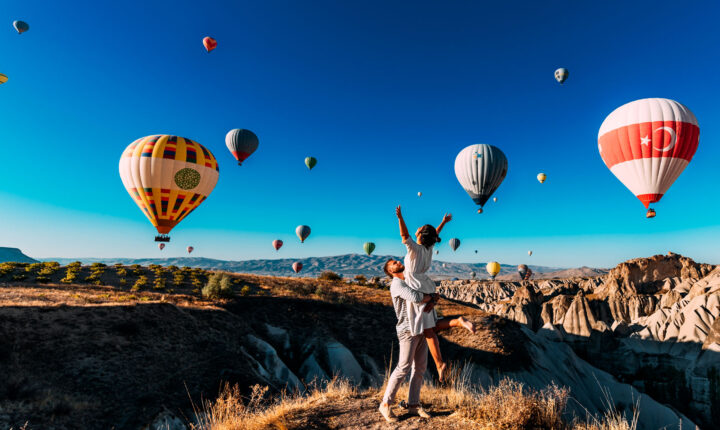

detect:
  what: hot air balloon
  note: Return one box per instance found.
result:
[296,225,311,243]
[13,20,29,34]
[474,250,478,254]
[518,264,529,280]
[449,238,460,251]
[486,261,500,280]
[442,263,447,268]
[537,173,547,184]
[477,208,483,214]
[203,37,217,52]
[435,250,439,255]
[363,242,375,256]
[493,197,497,203]
[0,73,8,85]
[292,262,303,273]
[554,68,568,84]
[598,98,699,217]
[646,209,656,219]
[158,243,165,251]
[417,192,422,197]
[528,250,533,256]
[273,239,283,251]
[119,135,219,242]
[187,246,194,254]
[470,271,476,279]
[226,129,258,165]
[305,157,317,170]
[525,268,533,280]
[455,144,508,212]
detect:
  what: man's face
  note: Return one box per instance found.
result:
[388,259,405,275]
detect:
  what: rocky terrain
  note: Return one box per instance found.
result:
[0,258,698,429]
[438,252,720,427]
[44,253,590,279]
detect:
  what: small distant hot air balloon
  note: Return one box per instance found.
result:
[474,250,478,254]
[0,73,8,85]
[442,263,447,268]
[455,144,507,212]
[187,246,194,254]
[477,208,483,214]
[13,20,29,34]
[296,225,311,243]
[518,264,529,280]
[528,250,533,256]
[598,98,699,218]
[486,261,500,280]
[435,250,439,255]
[493,197,497,203]
[226,129,258,165]
[449,238,460,251]
[292,262,303,273]
[417,192,422,197]
[158,243,165,251]
[646,209,656,219]
[470,271,476,279]
[273,239,283,251]
[119,135,219,242]
[203,37,217,52]
[537,173,547,184]
[305,157,317,170]
[554,68,568,84]
[363,242,375,256]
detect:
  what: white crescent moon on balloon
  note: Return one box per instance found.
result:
[653,126,676,152]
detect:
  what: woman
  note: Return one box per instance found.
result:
[396,206,475,381]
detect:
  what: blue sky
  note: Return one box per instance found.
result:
[2,0,720,267]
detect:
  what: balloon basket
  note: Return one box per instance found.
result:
[646,209,656,219]
[155,235,170,242]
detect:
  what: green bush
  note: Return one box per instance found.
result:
[153,276,166,290]
[131,275,148,292]
[116,267,128,276]
[202,273,233,299]
[90,262,106,269]
[11,274,27,281]
[240,285,251,296]
[35,275,50,283]
[67,261,82,270]
[26,263,42,273]
[318,271,343,282]
[119,278,127,286]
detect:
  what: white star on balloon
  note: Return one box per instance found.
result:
[640,135,651,146]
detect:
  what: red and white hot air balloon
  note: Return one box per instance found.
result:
[598,98,699,216]
[187,246,194,254]
[272,239,283,251]
[158,243,165,251]
[292,262,303,273]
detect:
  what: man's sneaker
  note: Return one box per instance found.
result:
[408,406,431,418]
[379,402,399,423]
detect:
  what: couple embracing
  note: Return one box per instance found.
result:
[379,206,476,423]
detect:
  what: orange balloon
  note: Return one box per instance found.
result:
[203,37,217,52]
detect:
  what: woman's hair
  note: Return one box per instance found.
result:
[417,224,440,249]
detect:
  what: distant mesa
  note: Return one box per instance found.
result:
[0,247,37,263]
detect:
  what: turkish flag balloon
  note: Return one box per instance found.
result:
[598,98,699,208]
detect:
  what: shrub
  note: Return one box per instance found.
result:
[202,273,234,299]
[354,275,367,285]
[116,267,128,276]
[153,276,166,290]
[318,271,343,282]
[35,275,50,283]
[131,275,148,292]
[119,278,127,286]
[67,261,82,270]
[173,272,185,286]
[90,262,106,269]
[26,263,42,273]
[240,285,251,296]
[12,274,27,281]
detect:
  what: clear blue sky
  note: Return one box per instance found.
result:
[2,0,720,268]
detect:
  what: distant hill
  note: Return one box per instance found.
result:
[0,247,37,263]
[43,253,601,279]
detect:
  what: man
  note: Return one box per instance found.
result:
[378,258,437,423]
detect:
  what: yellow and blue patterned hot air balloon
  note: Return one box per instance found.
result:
[0,74,8,85]
[119,135,219,241]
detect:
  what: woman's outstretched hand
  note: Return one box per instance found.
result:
[396,205,403,219]
[442,213,453,223]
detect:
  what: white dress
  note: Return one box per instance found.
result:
[402,237,437,336]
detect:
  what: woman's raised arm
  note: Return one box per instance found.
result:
[396,206,410,240]
[436,213,452,234]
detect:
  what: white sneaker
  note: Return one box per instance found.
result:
[379,402,399,423]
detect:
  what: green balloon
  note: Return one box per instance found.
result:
[305,156,317,170]
[363,242,375,256]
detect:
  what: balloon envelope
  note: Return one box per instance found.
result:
[528,250,533,256]
[555,68,568,84]
[13,20,29,34]
[493,197,497,202]
[417,192,422,197]
[598,98,699,210]
[363,242,375,256]
[187,246,194,254]
[273,239,283,251]
[518,264,528,279]
[449,238,460,251]
[305,157,317,170]
[0,73,7,84]
[203,37,217,52]
[292,262,303,273]
[296,225,311,242]
[470,271,476,278]
[226,129,258,165]
[455,144,508,208]
[486,261,500,279]
[158,243,165,250]
[537,173,547,183]
[119,135,219,237]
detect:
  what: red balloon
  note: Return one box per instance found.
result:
[292,262,303,273]
[272,240,283,251]
[203,37,217,52]
[158,243,165,250]
[187,246,194,254]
